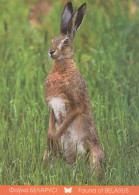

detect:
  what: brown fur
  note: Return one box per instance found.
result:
[49,34,74,60]
[44,59,105,180]
[43,2,105,181]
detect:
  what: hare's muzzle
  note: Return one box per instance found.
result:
[49,50,55,58]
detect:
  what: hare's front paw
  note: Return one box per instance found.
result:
[53,135,63,156]
[47,131,54,151]
[47,131,54,140]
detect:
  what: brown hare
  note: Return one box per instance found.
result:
[43,2,105,181]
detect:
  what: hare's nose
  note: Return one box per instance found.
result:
[49,50,55,55]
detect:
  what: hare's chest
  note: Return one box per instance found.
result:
[48,96,85,163]
[49,97,67,121]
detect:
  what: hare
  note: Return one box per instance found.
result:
[43,2,105,180]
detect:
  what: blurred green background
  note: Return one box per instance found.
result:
[0,0,139,185]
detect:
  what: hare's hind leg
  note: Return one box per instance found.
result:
[89,143,105,181]
[43,108,55,161]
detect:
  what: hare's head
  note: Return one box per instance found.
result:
[49,2,86,60]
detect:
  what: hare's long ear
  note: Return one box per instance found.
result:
[67,3,86,41]
[60,2,73,34]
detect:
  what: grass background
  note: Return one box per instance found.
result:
[0,0,139,185]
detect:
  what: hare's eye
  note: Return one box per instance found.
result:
[63,39,69,45]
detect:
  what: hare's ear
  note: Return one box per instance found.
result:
[67,3,86,41]
[60,2,73,34]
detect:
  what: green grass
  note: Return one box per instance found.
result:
[0,0,139,185]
